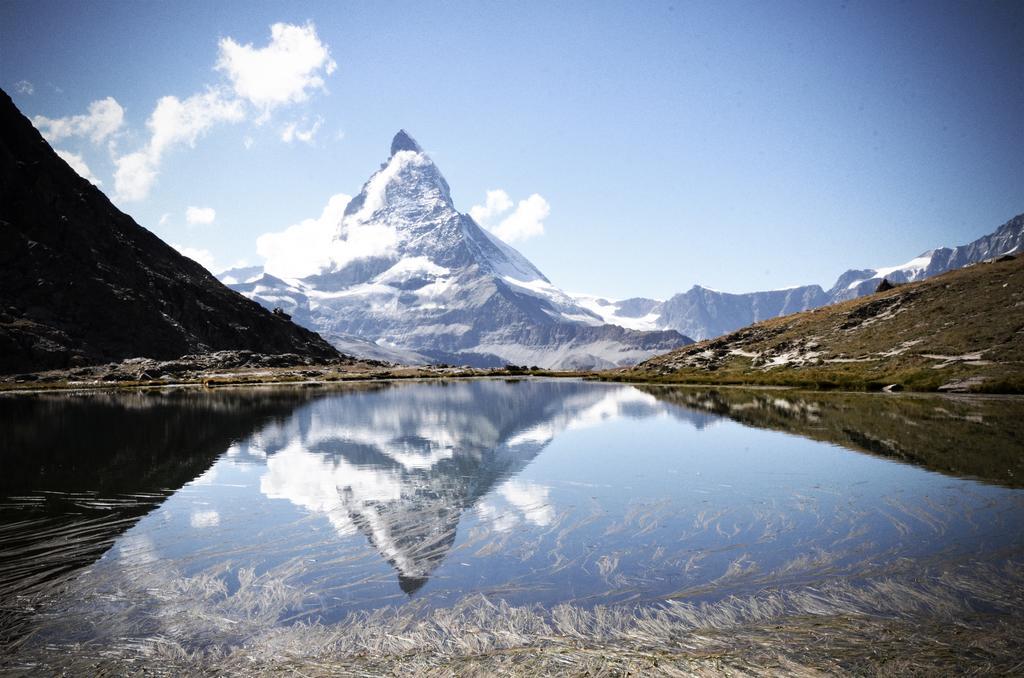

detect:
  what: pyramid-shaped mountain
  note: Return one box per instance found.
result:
[224,131,690,368]
[0,89,339,373]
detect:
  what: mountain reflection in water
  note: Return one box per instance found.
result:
[247,380,679,593]
[1,379,1022,668]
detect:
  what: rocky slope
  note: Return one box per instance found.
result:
[221,131,689,369]
[625,253,1024,392]
[579,213,1024,341]
[0,89,340,374]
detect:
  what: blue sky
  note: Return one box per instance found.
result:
[2,0,1022,298]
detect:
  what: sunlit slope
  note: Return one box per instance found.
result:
[628,254,1024,392]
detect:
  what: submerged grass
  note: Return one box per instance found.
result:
[3,470,1022,676]
[4,560,1022,675]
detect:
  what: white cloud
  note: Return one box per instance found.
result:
[172,243,217,272]
[55,149,102,185]
[471,190,550,243]
[38,22,335,204]
[256,193,352,279]
[281,116,322,144]
[32,96,124,144]
[243,135,255,149]
[14,80,34,95]
[113,151,158,202]
[217,22,336,112]
[469,189,513,225]
[114,89,244,201]
[186,206,216,225]
[35,23,336,204]
[148,89,244,158]
[158,212,171,226]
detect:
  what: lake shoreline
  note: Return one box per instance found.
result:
[5,362,1024,395]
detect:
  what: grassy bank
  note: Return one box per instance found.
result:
[614,255,1024,394]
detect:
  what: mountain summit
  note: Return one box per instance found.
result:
[390,129,423,155]
[224,131,689,368]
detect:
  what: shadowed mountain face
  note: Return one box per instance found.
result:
[0,89,339,374]
[220,131,690,369]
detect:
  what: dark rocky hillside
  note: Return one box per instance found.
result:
[0,89,339,373]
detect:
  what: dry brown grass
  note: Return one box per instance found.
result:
[621,255,1024,393]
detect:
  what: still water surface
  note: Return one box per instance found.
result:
[1,379,1022,664]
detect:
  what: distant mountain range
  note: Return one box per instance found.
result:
[0,90,339,374]
[220,131,688,369]
[574,213,1023,341]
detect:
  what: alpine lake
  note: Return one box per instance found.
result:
[1,379,1022,674]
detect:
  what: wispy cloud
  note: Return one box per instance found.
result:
[108,22,336,202]
[113,89,244,201]
[33,96,124,144]
[469,189,513,224]
[14,80,34,96]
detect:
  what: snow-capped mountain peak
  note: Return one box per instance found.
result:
[222,131,690,367]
